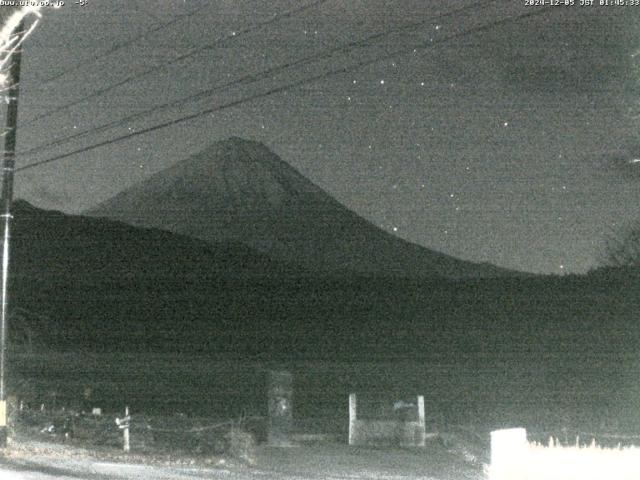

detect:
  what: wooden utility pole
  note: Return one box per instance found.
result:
[0,19,24,447]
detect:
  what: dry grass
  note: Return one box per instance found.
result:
[489,436,640,480]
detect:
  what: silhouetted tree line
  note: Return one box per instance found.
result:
[602,222,640,267]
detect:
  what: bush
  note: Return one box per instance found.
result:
[225,426,256,465]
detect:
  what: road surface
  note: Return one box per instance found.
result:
[0,439,481,479]
[0,458,450,480]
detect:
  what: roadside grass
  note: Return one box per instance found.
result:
[488,437,640,480]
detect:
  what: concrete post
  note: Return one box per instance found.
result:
[123,406,130,452]
[348,393,356,445]
[417,395,425,446]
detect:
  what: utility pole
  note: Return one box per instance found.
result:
[0,19,24,447]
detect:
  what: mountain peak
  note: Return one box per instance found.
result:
[87,138,515,278]
[207,136,269,157]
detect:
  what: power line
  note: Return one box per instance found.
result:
[37,4,204,85]
[19,0,497,158]
[17,5,553,174]
[21,0,330,127]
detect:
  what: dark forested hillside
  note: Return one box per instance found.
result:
[8,199,640,359]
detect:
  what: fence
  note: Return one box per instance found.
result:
[348,393,427,447]
[489,428,640,480]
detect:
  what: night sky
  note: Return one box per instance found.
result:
[8,0,640,274]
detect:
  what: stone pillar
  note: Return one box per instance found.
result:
[267,370,293,446]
